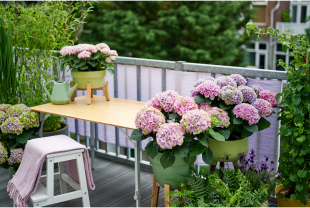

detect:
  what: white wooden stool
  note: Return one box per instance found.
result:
[29,149,90,207]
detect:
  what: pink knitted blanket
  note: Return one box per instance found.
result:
[7,135,95,207]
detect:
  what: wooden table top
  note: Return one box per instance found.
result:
[30,96,146,130]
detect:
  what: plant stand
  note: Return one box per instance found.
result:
[151,174,183,207]
[70,81,110,105]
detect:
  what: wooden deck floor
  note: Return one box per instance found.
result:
[0,157,166,207]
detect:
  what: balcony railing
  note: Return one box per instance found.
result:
[276,22,310,34]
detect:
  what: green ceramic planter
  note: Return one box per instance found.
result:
[149,153,191,190]
[208,137,249,166]
[71,70,107,89]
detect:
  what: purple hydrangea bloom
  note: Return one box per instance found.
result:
[230,74,247,85]
[0,142,8,164]
[6,104,30,117]
[196,103,211,111]
[135,107,165,135]
[0,104,11,111]
[252,99,273,117]
[145,93,162,111]
[0,117,24,135]
[156,123,185,149]
[174,97,198,115]
[238,85,257,103]
[19,111,40,130]
[251,85,263,94]
[0,111,7,124]
[216,76,237,88]
[192,81,221,100]
[259,90,279,107]
[7,148,24,165]
[207,107,230,128]
[220,86,243,105]
[233,103,260,125]
[193,77,216,88]
[158,90,180,112]
[180,109,212,134]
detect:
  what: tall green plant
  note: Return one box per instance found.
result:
[0,16,20,105]
[247,22,310,205]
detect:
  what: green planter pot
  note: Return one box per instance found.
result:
[149,153,191,190]
[9,167,16,179]
[208,137,249,166]
[71,70,107,89]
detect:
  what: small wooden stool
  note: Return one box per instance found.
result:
[70,81,110,105]
[151,174,184,207]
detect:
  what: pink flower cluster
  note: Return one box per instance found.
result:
[252,99,273,117]
[197,102,211,111]
[174,97,198,115]
[145,96,161,111]
[192,81,221,100]
[238,86,257,103]
[233,103,260,125]
[156,123,185,149]
[96,43,110,50]
[105,56,116,63]
[230,74,247,85]
[60,46,83,56]
[77,51,91,59]
[135,107,165,135]
[207,107,230,128]
[251,85,263,94]
[193,77,215,88]
[78,44,98,53]
[220,86,243,105]
[158,90,180,112]
[0,104,11,111]
[216,76,237,88]
[180,109,211,134]
[259,90,279,107]
[0,111,7,124]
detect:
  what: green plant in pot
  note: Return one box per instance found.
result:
[0,104,40,178]
[190,74,277,168]
[246,22,310,206]
[130,90,226,190]
[60,43,117,89]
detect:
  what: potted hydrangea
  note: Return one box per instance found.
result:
[191,74,278,169]
[60,43,118,89]
[0,104,40,178]
[131,90,224,190]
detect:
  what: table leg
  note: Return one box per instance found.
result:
[39,112,44,138]
[90,122,95,170]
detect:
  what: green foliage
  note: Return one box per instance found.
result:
[0,1,93,107]
[247,22,310,205]
[43,115,65,132]
[281,9,291,22]
[80,1,254,66]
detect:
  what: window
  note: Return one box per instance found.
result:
[252,5,266,23]
[292,6,297,23]
[259,43,267,50]
[301,6,307,23]
[274,43,295,71]
[275,55,286,71]
[248,52,256,66]
[245,41,268,69]
[259,54,266,69]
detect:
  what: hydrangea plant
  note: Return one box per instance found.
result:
[0,104,40,170]
[60,43,117,75]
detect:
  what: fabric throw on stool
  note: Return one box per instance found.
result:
[7,135,95,207]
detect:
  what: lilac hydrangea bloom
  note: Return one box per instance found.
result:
[238,85,257,103]
[135,107,165,135]
[156,123,185,149]
[0,104,11,111]
[219,86,243,105]
[19,111,40,130]
[196,103,211,111]
[216,76,237,88]
[180,109,211,134]
[0,111,7,124]
[259,90,279,107]
[251,85,263,94]
[207,107,230,128]
[7,148,24,165]
[145,93,162,111]
[0,142,8,164]
[174,97,198,115]
[193,77,216,88]
[233,103,260,125]
[158,90,180,113]
[192,81,221,100]
[6,104,30,117]
[252,99,273,117]
[230,74,247,85]
[1,117,24,135]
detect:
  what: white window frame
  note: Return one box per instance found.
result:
[274,43,294,71]
[246,41,269,69]
[290,2,310,23]
[250,2,268,26]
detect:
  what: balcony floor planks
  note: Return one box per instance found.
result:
[0,157,163,207]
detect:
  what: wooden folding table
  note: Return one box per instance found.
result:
[30,95,146,207]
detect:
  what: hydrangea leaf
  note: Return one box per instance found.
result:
[185,153,196,165]
[233,117,243,124]
[241,128,254,138]
[198,134,209,146]
[194,95,206,104]
[169,113,178,120]
[190,140,207,156]
[174,145,189,157]
[202,148,213,165]
[219,103,231,110]
[257,117,271,131]
[209,129,225,141]
[145,140,159,159]
[218,129,230,140]
[244,123,258,133]
[130,129,146,141]
[160,151,175,169]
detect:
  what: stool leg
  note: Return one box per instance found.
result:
[151,174,160,207]
[76,153,90,207]
[164,184,171,207]
[70,81,77,101]
[59,162,67,194]
[91,89,94,98]
[46,158,54,198]
[103,81,110,101]
[210,164,217,173]
[87,83,91,105]
[219,162,225,179]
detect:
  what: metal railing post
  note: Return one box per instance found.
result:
[114,64,120,156]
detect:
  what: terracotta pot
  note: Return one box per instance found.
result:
[276,184,310,207]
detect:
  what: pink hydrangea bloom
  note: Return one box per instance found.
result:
[105,56,115,63]
[96,43,110,50]
[251,85,263,94]
[101,48,111,55]
[216,76,237,88]
[207,107,230,128]
[158,90,180,113]
[70,45,83,54]
[135,107,165,135]
[77,44,97,53]
[146,96,161,111]
[60,46,71,56]
[197,103,211,111]
[252,99,273,117]
[220,86,243,105]
[238,85,257,103]
[110,50,118,56]
[77,51,91,59]
[180,109,211,134]
[174,97,198,115]
[233,103,260,125]
[230,74,247,85]
[156,123,185,149]
[259,90,278,107]
[192,81,221,100]
[193,77,215,88]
